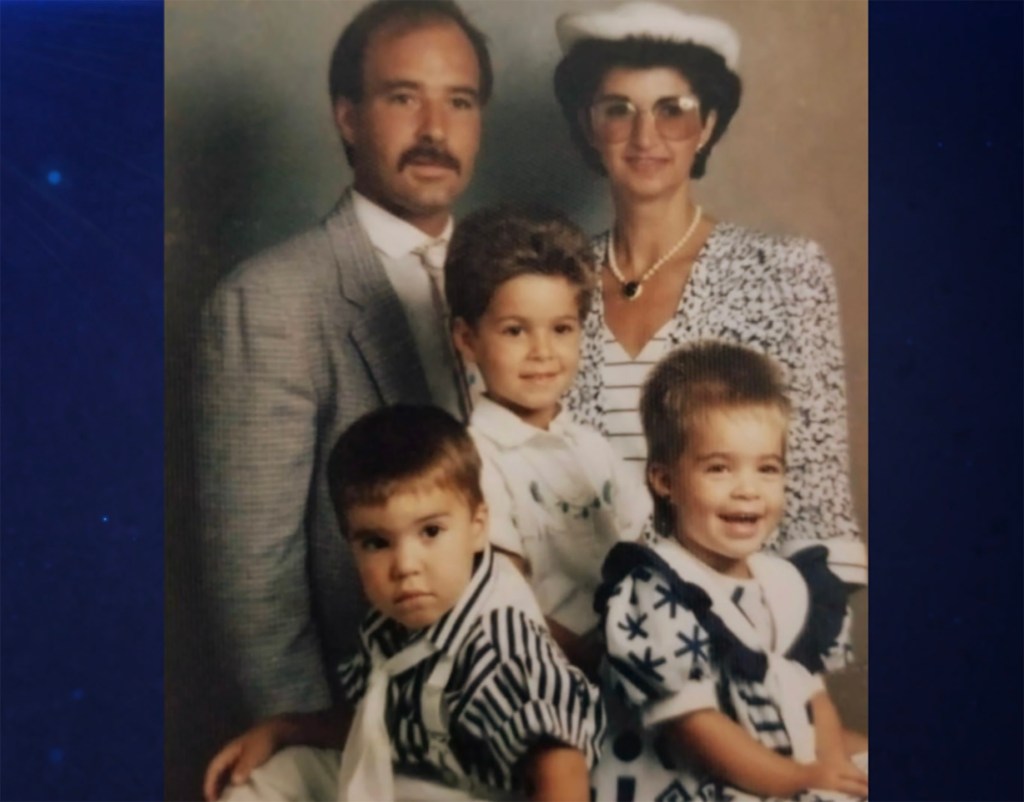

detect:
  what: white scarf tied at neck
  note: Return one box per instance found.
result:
[336,638,438,802]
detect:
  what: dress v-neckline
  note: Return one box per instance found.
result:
[603,317,674,363]
[600,222,720,361]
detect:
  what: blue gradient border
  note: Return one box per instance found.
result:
[1,2,163,800]
[0,1,1020,800]
[867,2,1022,800]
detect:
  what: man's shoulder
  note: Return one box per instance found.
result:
[213,196,372,298]
[217,221,338,295]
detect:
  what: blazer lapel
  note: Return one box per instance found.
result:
[325,191,432,406]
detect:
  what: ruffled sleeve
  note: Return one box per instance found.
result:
[786,546,853,674]
[603,567,720,727]
[453,608,605,775]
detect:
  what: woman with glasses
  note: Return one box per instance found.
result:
[554,3,866,594]
[552,4,868,798]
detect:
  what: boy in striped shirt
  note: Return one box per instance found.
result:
[203,405,604,802]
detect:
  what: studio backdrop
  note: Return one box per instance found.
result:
[165,2,867,799]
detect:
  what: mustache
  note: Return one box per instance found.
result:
[398,144,461,174]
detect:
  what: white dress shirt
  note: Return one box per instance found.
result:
[469,397,651,634]
[351,191,461,417]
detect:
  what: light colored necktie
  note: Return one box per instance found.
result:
[337,638,437,802]
[413,239,474,419]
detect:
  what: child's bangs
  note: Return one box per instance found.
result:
[343,461,480,513]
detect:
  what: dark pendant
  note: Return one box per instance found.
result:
[623,281,641,300]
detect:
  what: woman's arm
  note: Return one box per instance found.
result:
[775,241,866,582]
[670,707,867,799]
[523,744,591,802]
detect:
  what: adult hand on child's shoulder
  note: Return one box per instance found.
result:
[202,720,281,802]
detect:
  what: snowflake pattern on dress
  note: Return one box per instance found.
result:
[592,538,866,802]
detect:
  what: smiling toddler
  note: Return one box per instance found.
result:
[592,341,868,801]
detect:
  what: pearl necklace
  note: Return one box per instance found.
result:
[607,205,703,300]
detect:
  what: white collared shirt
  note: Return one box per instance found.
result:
[469,396,651,634]
[351,191,461,417]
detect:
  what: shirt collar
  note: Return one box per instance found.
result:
[470,395,573,449]
[351,189,454,260]
[361,546,498,658]
[647,532,790,653]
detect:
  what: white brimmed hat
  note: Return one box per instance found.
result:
[556,1,741,70]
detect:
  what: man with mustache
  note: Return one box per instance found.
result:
[196,0,490,723]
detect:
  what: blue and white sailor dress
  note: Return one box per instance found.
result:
[592,532,864,802]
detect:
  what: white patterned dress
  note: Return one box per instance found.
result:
[566,223,867,592]
[593,532,866,802]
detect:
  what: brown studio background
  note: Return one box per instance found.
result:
[165,1,867,798]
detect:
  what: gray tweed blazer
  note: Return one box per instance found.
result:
[196,189,434,718]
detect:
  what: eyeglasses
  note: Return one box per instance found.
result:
[588,95,702,143]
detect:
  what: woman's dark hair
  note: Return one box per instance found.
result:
[553,37,742,179]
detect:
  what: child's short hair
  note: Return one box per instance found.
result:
[326,405,484,535]
[444,204,596,326]
[640,341,791,533]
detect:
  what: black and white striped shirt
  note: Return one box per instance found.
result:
[337,549,605,793]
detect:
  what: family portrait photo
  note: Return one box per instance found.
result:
[164,2,868,799]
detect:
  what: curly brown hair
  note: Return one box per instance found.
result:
[444,204,596,327]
